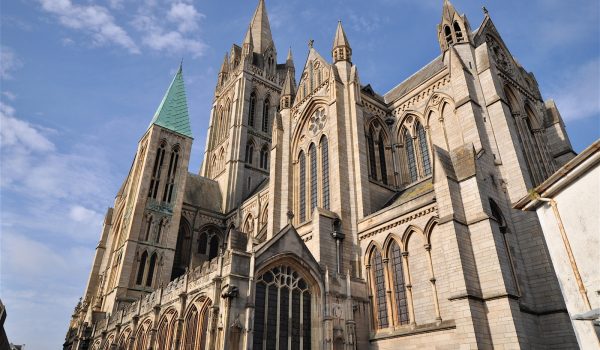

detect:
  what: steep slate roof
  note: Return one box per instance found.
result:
[149,65,193,138]
[384,55,445,103]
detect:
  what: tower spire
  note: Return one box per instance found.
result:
[437,0,470,52]
[249,0,274,53]
[332,21,352,63]
[286,47,294,67]
[280,69,296,109]
[149,65,192,138]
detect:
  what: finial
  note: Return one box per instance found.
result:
[482,6,488,15]
[179,58,183,72]
[286,210,294,224]
[308,39,314,49]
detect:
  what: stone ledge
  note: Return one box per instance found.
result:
[369,319,456,341]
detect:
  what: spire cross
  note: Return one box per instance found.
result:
[308,39,314,48]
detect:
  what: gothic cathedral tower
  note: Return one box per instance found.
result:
[200,0,293,213]
[81,66,193,316]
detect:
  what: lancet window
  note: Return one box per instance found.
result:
[249,92,257,127]
[309,143,318,211]
[416,123,431,176]
[162,146,179,203]
[252,265,312,350]
[321,136,330,210]
[298,151,306,222]
[262,98,270,133]
[245,141,255,165]
[149,141,166,199]
[403,129,418,183]
[390,241,409,325]
[260,144,269,169]
[371,249,389,329]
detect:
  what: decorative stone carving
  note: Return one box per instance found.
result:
[308,108,327,135]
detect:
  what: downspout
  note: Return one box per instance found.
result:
[536,196,592,310]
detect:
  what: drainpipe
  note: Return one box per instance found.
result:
[536,196,592,310]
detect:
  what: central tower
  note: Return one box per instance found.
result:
[200,0,294,212]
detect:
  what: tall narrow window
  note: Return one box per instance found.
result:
[146,253,157,287]
[149,142,166,199]
[156,219,164,244]
[321,136,330,210]
[299,151,306,222]
[390,241,409,325]
[183,306,198,348]
[309,144,317,212]
[143,216,152,241]
[252,265,312,350]
[371,249,389,328]
[198,232,208,254]
[136,251,147,285]
[417,123,431,176]
[162,147,179,203]
[444,25,453,45]
[454,21,463,42]
[249,92,256,127]
[378,134,388,185]
[262,98,270,133]
[404,129,418,182]
[208,236,219,260]
[367,132,377,179]
[245,142,254,165]
[260,145,269,169]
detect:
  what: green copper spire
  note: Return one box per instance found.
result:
[149,64,193,138]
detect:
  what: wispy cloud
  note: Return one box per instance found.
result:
[0,46,23,79]
[546,57,600,121]
[38,0,140,53]
[167,2,204,33]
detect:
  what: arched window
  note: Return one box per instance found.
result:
[444,25,452,45]
[371,249,389,329]
[489,199,507,233]
[208,235,220,260]
[389,241,409,325]
[298,151,306,222]
[309,143,318,211]
[260,144,269,169]
[321,136,330,210]
[156,219,165,244]
[378,133,388,185]
[249,92,256,127]
[262,98,270,133]
[146,253,157,287]
[156,310,177,350]
[149,141,166,199]
[183,305,199,348]
[367,130,377,179]
[143,216,152,241]
[403,129,418,182]
[136,251,147,285]
[171,219,192,280]
[416,123,431,176]
[453,21,463,42]
[245,141,254,165]
[198,232,208,254]
[162,146,179,203]
[253,265,312,350]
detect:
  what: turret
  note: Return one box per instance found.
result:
[218,53,229,87]
[437,0,471,52]
[332,21,352,63]
[242,26,254,57]
[280,69,296,109]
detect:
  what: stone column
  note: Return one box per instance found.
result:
[424,243,442,322]
[401,252,416,327]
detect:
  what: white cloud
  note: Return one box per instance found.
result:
[69,205,103,225]
[133,12,207,58]
[39,0,139,53]
[2,91,17,100]
[0,102,55,152]
[546,58,600,121]
[0,46,23,79]
[167,2,204,33]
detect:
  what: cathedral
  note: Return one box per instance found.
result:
[64,0,581,349]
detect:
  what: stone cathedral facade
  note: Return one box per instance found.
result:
[64,1,581,349]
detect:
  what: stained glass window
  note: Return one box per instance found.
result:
[299,152,306,222]
[390,242,409,325]
[404,129,418,182]
[417,123,431,176]
[253,265,312,350]
[321,137,330,210]
[309,144,317,211]
[372,249,388,328]
[378,134,388,185]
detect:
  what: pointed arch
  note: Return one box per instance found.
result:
[402,128,418,182]
[149,140,167,199]
[416,122,432,176]
[146,253,157,287]
[298,150,306,222]
[136,250,148,285]
[401,225,424,249]
[132,318,152,350]
[260,144,269,169]
[424,217,440,245]
[245,139,255,165]
[382,233,404,257]
[262,96,270,133]
[156,308,178,350]
[162,145,180,203]
[320,135,330,210]
[388,239,409,325]
[370,247,389,329]
[444,25,452,45]
[309,143,317,212]
[171,217,192,280]
[248,91,257,127]
[453,21,463,42]
[116,327,131,350]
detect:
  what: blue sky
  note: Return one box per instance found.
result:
[0,0,598,348]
